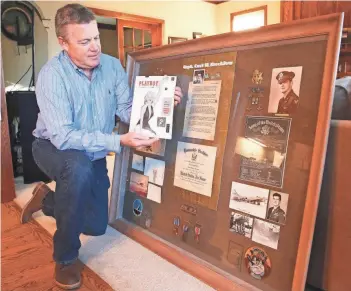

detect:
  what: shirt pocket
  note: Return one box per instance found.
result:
[106,86,117,118]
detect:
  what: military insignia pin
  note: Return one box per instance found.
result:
[252,69,263,85]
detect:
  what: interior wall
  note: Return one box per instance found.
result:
[2,0,280,88]
[215,1,281,34]
[2,11,48,91]
[1,36,33,91]
[36,1,217,59]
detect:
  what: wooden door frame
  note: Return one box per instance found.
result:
[89,7,164,63]
[1,55,16,203]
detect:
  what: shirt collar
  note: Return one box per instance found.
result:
[61,50,102,74]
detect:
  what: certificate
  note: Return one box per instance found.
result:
[236,116,292,188]
[174,142,217,197]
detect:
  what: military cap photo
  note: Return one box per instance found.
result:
[276,71,295,84]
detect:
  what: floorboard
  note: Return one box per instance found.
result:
[1,202,114,291]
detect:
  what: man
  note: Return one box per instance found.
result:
[20,4,182,290]
[276,71,299,114]
[193,70,204,84]
[266,193,286,224]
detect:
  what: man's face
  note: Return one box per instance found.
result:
[279,80,293,94]
[59,21,101,69]
[272,196,281,207]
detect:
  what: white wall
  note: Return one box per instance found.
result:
[216,1,281,34]
[2,10,48,91]
[2,36,33,90]
[36,1,217,60]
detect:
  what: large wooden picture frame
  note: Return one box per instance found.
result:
[108,14,342,291]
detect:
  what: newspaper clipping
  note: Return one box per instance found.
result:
[183,80,222,140]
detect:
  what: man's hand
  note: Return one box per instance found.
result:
[120,132,158,148]
[174,86,183,106]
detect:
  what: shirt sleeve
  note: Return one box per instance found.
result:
[114,59,132,124]
[36,66,121,153]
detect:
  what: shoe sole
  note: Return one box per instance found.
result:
[20,182,47,224]
[54,279,81,290]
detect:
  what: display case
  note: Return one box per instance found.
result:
[109,13,342,291]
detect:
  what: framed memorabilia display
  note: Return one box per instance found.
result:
[109,13,343,291]
[168,36,188,44]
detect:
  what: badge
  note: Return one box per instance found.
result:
[180,204,197,215]
[173,216,180,235]
[133,199,143,217]
[244,247,271,280]
[252,69,263,84]
[247,69,264,111]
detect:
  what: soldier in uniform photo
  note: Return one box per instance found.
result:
[193,69,204,84]
[266,193,286,224]
[276,71,299,114]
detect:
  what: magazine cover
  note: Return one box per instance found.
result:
[129,76,177,139]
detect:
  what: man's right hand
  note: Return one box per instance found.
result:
[120,132,158,148]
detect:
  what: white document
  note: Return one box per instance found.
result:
[129,76,177,139]
[183,80,222,140]
[147,183,162,203]
[174,142,217,197]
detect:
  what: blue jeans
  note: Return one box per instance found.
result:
[32,138,110,264]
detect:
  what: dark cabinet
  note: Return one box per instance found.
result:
[6,91,50,184]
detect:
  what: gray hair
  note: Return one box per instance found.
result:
[55,4,95,38]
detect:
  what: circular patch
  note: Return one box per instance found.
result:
[133,199,143,217]
[244,247,271,280]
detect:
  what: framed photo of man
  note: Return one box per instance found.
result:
[268,66,303,115]
[266,191,289,225]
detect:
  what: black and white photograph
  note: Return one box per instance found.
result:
[131,154,144,172]
[252,219,280,250]
[266,191,289,224]
[229,182,269,219]
[192,69,205,84]
[229,211,253,238]
[144,157,165,186]
[268,66,303,115]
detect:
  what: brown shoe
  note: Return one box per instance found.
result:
[20,182,51,224]
[54,260,82,290]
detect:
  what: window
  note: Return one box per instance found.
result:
[231,6,267,32]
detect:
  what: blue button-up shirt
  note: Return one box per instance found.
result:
[33,51,132,161]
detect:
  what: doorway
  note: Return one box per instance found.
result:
[90,8,164,68]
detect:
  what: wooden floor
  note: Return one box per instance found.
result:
[1,202,114,291]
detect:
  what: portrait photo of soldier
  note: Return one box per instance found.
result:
[268,66,303,115]
[193,69,205,84]
[266,191,289,224]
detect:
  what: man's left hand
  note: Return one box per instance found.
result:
[174,86,183,106]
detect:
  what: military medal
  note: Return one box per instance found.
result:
[194,223,201,243]
[247,69,264,111]
[182,222,189,241]
[173,216,180,235]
